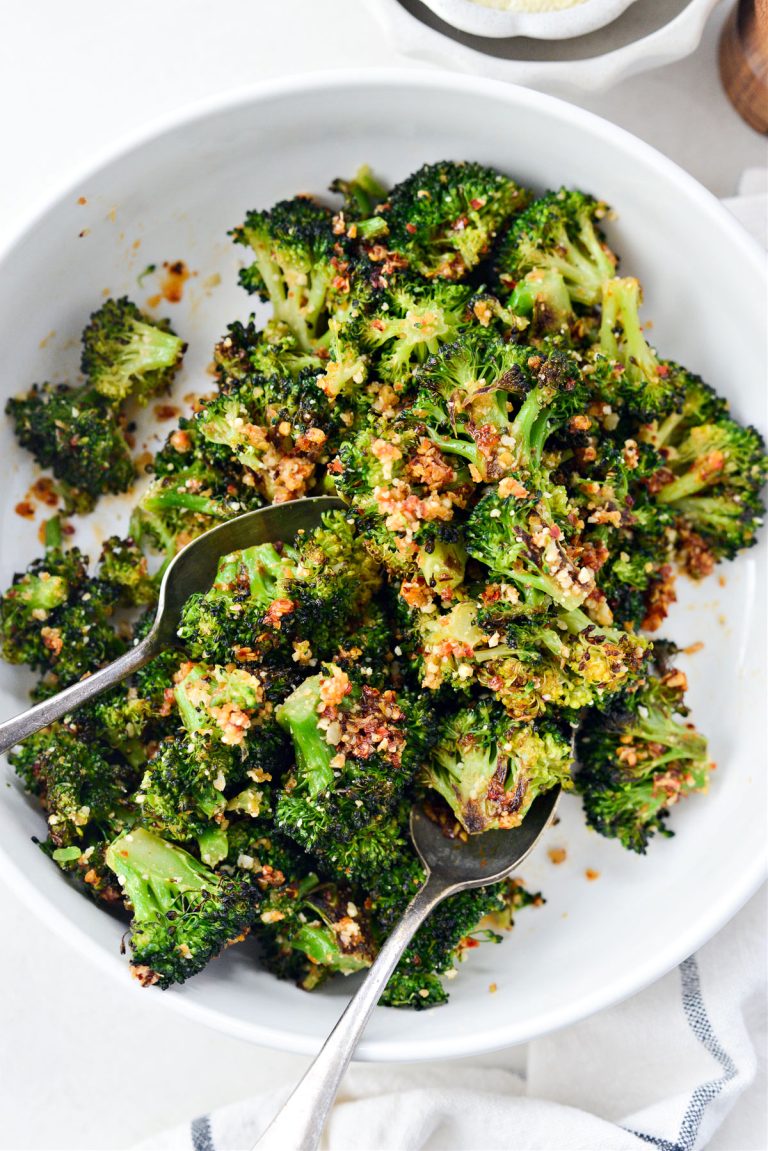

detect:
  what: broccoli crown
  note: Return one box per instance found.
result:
[6,383,136,512]
[105,828,259,987]
[0,543,124,685]
[592,278,686,421]
[410,332,585,480]
[333,421,473,590]
[258,874,375,990]
[10,725,134,848]
[465,481,594,613]
[423,700,572,833]
[368,850,508,1009]
[80,296,185,404]
[97,536,157,606]
[381,161,528,280]
[215,318,324,386]
[495,188,617,308]
[575,666,713,852]
[232,196,347,352]
[274,666,416,853]
[360,278,477,386]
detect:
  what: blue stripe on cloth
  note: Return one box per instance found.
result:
[625,956,739,1151]
[191,1113,215,1151]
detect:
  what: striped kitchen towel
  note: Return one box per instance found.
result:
[137,886,765,1151]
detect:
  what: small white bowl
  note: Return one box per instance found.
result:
[0,71,765,1060]
[421,0,639,40]
[368,0,721,94]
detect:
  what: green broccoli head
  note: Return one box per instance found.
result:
[258,874,375,991]
[0,543,124,686]
[214,318,323,386]
[593,278,686,421]
[575,666,713,852]
[81,296,185,404]
[495,188,617,308]
[105,828,259,987]
[274,666,416,852]
[381,161,529,280]
[423,700,572,833]
[10,724,134,848]
[411,333,585,482]
[97,536,157,606]
[6,383,136,512]
[465,480,594,613]
[360,278,477,386]
[232,196,348,352]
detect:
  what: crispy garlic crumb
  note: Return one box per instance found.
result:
[548,847,567,865]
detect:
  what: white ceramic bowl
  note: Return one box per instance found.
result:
[420,0,638,40]
[0,72,765,1061]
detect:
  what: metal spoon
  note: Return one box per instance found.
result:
[0,495,344,756]
[253,788,560,1151]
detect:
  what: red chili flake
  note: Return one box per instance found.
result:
[470,198,485,210]
[405,223,417,235]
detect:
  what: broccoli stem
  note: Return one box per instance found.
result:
[276,677,335,797]
[141,489,230,518]
[106,827,216,919]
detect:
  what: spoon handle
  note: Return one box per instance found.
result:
[253,871,453,1151]
[0,633,160,756]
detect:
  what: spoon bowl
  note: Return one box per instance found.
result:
[0,495,343,756]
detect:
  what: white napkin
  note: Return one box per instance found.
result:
[137,890,765,1151]
[136,181,768,1151]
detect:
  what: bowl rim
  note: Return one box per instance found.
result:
[418,0,639,41]
[0,68,765,1060]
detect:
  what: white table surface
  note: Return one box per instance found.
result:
[0,2,765,1148]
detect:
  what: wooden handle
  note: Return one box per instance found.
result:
[719,0,768,133]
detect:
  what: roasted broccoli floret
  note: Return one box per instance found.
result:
[258,873,375,990]
[0,531,123,689]
[495,188,617,309]
[381,161,528,280]
[465,482,594,613]
[411,332,584,481]
[81,296,185,404]
[232,196,347,352]
[274,666,415,851]
[423,701,572,833]
[642,397,767,569]
[177,541,298,663]
[369,850,509,1009]
[6,383,136,512]
[592,278,686,421]
[575,666,713,852]
[214,318,324,386]
[97,536,156,606]
[105,827,258,987]
[360,279,477,387]
[10,724,134,848]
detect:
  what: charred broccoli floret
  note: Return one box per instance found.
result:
[97,536,157,606]
[423,700,572,833]
[0,532,123,689]
[411,332,585,482]
[106,827,259,987]
[81,296,185,404]
[575,666,713,852]
[6,383,136,512]
[381,161,528,280]
[274,666,415,850]
[495,188,617,309]
[232,196,348,352]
